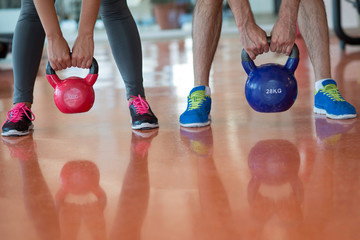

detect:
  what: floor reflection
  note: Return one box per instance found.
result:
[2,134,60,240]
[110,129,158,240]
[56,160,106,240]
[1,128,160,240]
[247,139,303,239]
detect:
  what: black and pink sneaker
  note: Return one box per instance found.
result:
[129,95,159,130]
[2,103,35,137]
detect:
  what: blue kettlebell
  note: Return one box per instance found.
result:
[242,38,299,113]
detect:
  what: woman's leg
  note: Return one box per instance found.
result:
[2,0,45,136]
[100,0,158,130]
[100,0,144,99]
[13,0,46,104]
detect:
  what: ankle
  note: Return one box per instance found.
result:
[14,102,32,109]
[128,95,146,102]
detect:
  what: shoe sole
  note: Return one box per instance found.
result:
[180,114,211,128]
[180,120,211,128]
[313,107,357,120]
[132,122,159,130]
[1,124,34,137]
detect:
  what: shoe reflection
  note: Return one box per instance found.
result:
[2,134,37,161]
[247,140,304,230]
[315,114,356,146]
[2,134,60,240]
[110,129,158,240]
[180,126,240,239]
[180,126,213,157]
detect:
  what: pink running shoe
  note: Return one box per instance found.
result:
[129,95,158,130]
[2,103,35,137]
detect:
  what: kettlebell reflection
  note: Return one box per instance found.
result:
[56,160,107,240]
[247,139,304,227]
[2,135,107,240]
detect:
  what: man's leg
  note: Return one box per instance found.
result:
[193,0,223,86]
[297,0,330,80]
[297,0,356,119]
[179,0,223,128]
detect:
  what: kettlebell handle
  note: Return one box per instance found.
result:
[46,57,99,88]
[46,57,99,75]
[241,37,299,74]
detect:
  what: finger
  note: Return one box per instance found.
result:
[77,56,85,68]
[73,55,83,68]
[276,44,283,54]
[71,56,77,68]
[85,58,92,69]
[250,47,259,57]
[54,59,64,71]
[81,57,89,69]
[285,47,292,56]
[255,38,266,55]
[285,43,293,56]
[250,48,260,59]
[58,58,68,70]
[245,46,256,60]
[263,43,270,53]
[248,51,256,60]
[255,45,263,55]
[269,39,277,52]
[50,61,59,71]
[59,58,69,70]
[281,42,290,55]
[64,54,72,68]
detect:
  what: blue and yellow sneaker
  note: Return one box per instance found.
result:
[314,79,357,119]
[179,86,211,127]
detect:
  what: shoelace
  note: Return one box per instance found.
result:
[2,103,35,127]
[129,95,150,115]
[321,84,345,102]
[188,91,207,110]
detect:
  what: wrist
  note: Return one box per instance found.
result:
[46,31,64,40]
[237,18,256,33]
[77,28,94,38]
[237,13,256,32]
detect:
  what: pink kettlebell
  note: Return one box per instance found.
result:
[46,58,99,114]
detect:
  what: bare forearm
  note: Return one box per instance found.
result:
[33,0,62,39]
[228,0,269,59]
[227,0,255,31]
[278,0,301,22]
[78,0,101,37]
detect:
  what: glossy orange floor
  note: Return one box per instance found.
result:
[0,34,360,240]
